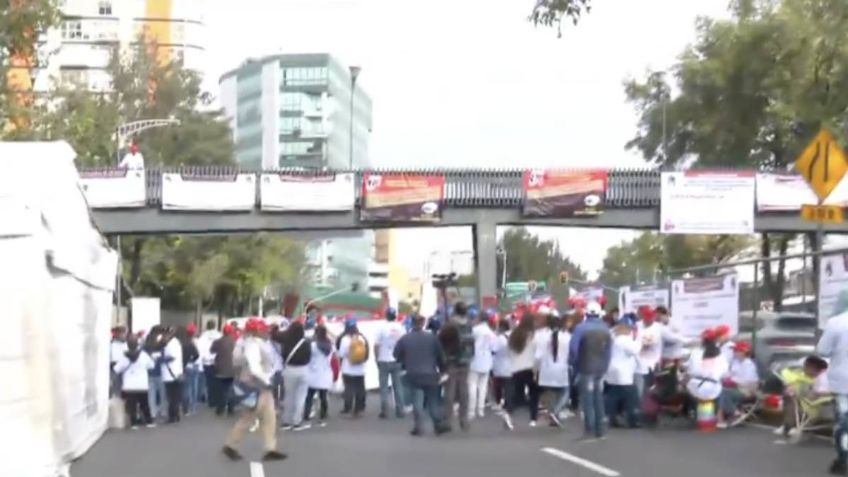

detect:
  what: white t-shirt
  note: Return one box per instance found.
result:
[686,353,729,401]
[508,332,536,374]
[492,334,511,378]
[119,152,144,169]
[606,333,641,386]
[535,330,571,388]
[113,351,155,392]
[375,321,406,363]
[636,322,663,374]
[661,322,688,359]
[728,357,759,387]
[160,338,184,383]
[110,340,128,364]
[818,311,848,394]
[469,323,496,374]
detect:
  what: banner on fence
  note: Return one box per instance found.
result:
[818,253,848,329]
[619,285,669,314]
[161,173,255,211]
[360,174,445,222]
[756,173,848,211]
[79,169,146,208]
[260,173,354,211]
[661,171,755,235]
[522,169,607,217]
[670,274,739,338]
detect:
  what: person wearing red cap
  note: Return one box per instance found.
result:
[119,142,145,169]
[684,328,729,403]
[714,324,735,363]
[635,306,663,400]
[211,324,237,416]
[716,341,759,428]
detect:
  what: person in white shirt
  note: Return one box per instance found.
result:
[305,325,336,427]
[717,341,759,428]
[817,309,848,475]
[110,327,128,397]
[715,324,735,363]
[468,310,497,420]
[339,319,370,417]
[491,318,512,410]
[535,312,571,428]
[160,327,184,423]
[635,306,663,399]
[375,307,407,419]
[113,336,156,429]
[196,320,221,408]
[656,306,691,367]
[685,329,729,402]
[501,317,538,430]
[118,143,145,169]
[604,317,642,428]
[223,318,286,462]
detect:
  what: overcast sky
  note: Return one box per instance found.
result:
[203,0,732,278]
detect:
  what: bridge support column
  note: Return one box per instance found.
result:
[472,221,498,306]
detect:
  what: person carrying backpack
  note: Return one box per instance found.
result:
[338,318,369,418]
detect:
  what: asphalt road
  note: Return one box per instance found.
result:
[72,399,832,477]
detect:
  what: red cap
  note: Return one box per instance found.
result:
[186,323,197,336]
[130,143,139,154]
[733,341,751,354]
[715,324,731,338]
[702,328,718,340]
[222,324,235,335]
[598,296,608,306]
[638,305,656,321]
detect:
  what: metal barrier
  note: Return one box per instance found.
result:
[79,166,663,208]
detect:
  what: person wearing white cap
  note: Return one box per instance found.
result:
[569,301,613,441]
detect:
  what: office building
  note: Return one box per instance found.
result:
[218,53,372,170]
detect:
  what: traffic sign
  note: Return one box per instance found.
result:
[801,204,845,224]
[794,128,848,201]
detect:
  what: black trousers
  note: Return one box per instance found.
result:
[123,391,152,426]
[492,376,510,405]
[506,369,540,420]
[214,377,235,415]
[342,374,366,414]
[304,388,329,421]
[164,381,182,422]
[203,366,217,408]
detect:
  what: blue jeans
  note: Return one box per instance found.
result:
[181,367,200,414]
[378,361,406,417]
[410,382,446,432]
[605,384,639,427]
[578,374,606,437]
[834,394,848,465]
[147,374,168,419]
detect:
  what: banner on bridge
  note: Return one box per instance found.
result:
[79,169,146,208]
[660,171,755,235]
[670,274,739,338]
[756,173,848,211]
[360,173,445,222]
[619,285,669,314]
[522,169,607,217]
[818,253,848,329]
[260,172,354,212]
[161,173,255,211]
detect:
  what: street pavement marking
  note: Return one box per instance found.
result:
[541,447,621,477]
[249,462,265,477]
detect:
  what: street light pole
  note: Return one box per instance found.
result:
[113,118,180,330]
[348,66,361,169]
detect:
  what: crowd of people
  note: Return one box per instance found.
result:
[108,299,845,473]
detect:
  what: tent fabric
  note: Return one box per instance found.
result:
[0,141,118,477]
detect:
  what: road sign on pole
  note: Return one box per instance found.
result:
[801,204,845,224]
[794,128,848,201]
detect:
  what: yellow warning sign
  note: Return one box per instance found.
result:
[794,129,848,201]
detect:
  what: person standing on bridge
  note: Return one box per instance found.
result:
[816,308,848,476]
[569,301,613,442]
[222,318,287,462]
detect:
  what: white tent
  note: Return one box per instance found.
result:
[0,142,118,477]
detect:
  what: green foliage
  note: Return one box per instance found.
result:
[599,233,754,289]
[529,0,593,37]
[497,226,586,287]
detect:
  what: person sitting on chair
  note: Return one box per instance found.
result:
[775,355,830,439]
[717,341,759,428]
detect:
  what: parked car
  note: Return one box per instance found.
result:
[737,311,817,374]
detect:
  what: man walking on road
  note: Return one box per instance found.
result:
[438,302,475,431]
[817,309,848,475]
[394,314,451,436]
[570,301,612,442]
[375,307,407,419]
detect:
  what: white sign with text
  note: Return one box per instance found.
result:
[661,172,755,235]
[670,274,740,338]
[619,285,670,314]
[260,173,354,211]
[161,173,255,211]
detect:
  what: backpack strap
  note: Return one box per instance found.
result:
[285,338,306,365]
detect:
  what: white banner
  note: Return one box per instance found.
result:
[670,274,740,338]
[161,173,255,211]
[756,173,848,211]
[818,253,848,329]
[660,171,755,235]
[619,285,669,314]
[79,169,147,208]
[260,173,354,211]
[131,297,161,334]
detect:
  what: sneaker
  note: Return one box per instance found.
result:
[318,420,328,428]
[249,419,260,433]
[280,424,294,431]
[130,426,139,430]
[410,428,423,437]
[829,459,848,476]
[145,423,156,429]
[529,420,537,428]
[221,446,243,461]
[716,422,728,430]
[773,425,786,436]
[502,413,514,431]
[293,423,311,431]
[576,435,599,444]
[379,412,388,419]
[549,413,563,429]
[404,405,414,414]
[262,450,288,462]
[477,411,485,419]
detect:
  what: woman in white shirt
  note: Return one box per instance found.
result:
[160,328,184,424]
[636,307,663,398]
[338,321,369,417]
[717,341,759,428]
[501,317,538,430]
[113,336,156,428]
[604,318,642,428]
[491,319,512,411]
[685,330,730,403]
[305,325,336,427]
[535,313,571,428]
[468,313,496,420]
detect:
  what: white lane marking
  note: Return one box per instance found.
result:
[250,462,265,477]
[541,447,621,477]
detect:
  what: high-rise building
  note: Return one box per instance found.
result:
[218,53,372,170]
[32,0,206,92]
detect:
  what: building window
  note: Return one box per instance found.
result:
[98,1,112,15]
[61,20,83,40]
[280,141,322,156]
[281,92,302,111]
[282,67,328,86]
[280,116,301,134]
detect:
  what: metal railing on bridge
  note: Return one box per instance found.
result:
[77,166,662,208]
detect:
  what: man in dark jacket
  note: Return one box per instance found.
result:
[569,301,613,441]
[394,314,451,436]
[211,326,237,416]
[437,302,475,431]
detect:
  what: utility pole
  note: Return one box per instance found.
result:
[348,66,361,169]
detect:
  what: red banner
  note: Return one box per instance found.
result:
[360,174,445,222]
[523,170,608,217]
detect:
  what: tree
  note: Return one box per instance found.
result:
[622,0,848,309]
[529,0,594,36]
[497,226,587,287]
